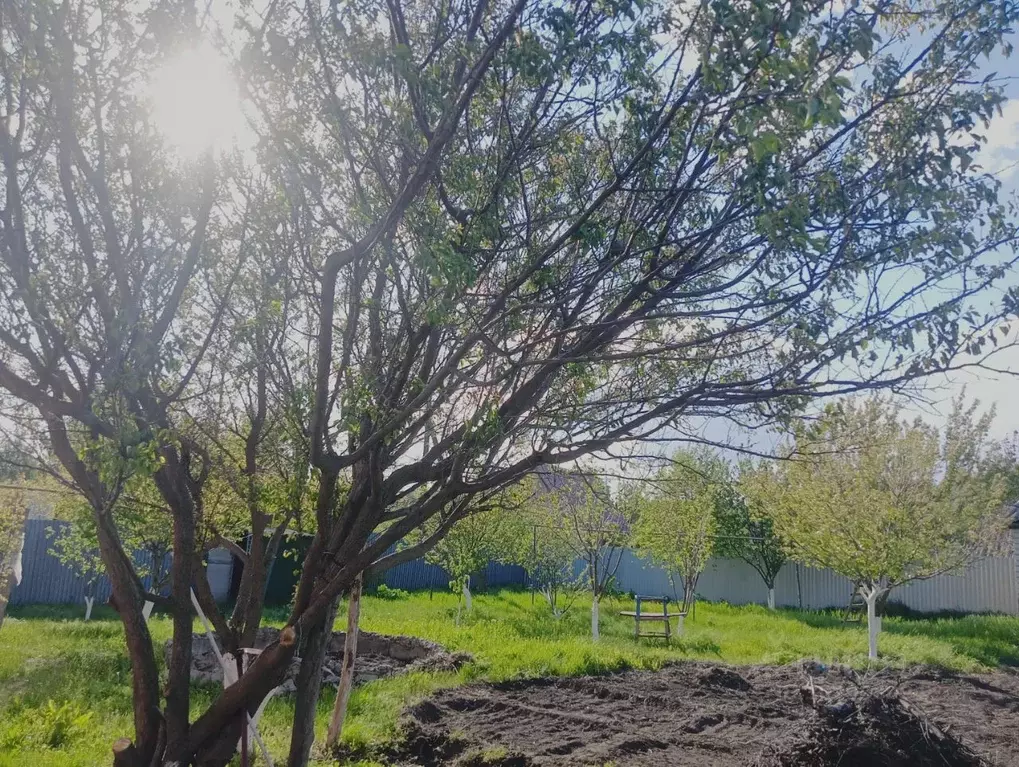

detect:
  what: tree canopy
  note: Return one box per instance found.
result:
[750,396,1011,656]
[634,450,724,612]
[0,0,1017,762]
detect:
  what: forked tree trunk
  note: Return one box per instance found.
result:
[286,595,340,767]
[863,587,883,660]
[326,573,362,751]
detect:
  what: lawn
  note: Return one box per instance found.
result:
[2,589,1018,766]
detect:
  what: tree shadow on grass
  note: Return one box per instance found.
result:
[783,606,1019,668]
[882,615,1019,668]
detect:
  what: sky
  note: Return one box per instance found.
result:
[903,40,1019,441]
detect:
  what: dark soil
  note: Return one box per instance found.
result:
[393,661,1019,766]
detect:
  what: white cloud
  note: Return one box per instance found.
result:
[978,99,1019,180]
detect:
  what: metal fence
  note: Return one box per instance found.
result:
[12,519,1019,616]
[10,520,233,606]
[611,529,1019,615]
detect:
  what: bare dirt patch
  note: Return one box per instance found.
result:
[395,661,1019,766]
[175,628,471,692]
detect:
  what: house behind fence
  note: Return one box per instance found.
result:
[11,520,1019,616]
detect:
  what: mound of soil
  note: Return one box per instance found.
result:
[394,661,1019,766]
[172,627,472,692]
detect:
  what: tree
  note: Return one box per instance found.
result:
[513,477,585,619]
[716,464,787,609]
[2,0,1019,763]
[422,502,519,621]
[756,397,1011,659]
[51,473,183,621]
[634,451,722,615]
[527,471,635,640]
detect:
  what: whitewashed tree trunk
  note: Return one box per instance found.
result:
[142,600,154,621]
[864,587,882,660]
[462,576,472,613]
[326,573,362,750]
[84,596,94,621]
[0,506,27,630]
[591,594,600,641]
[767,587,776,610]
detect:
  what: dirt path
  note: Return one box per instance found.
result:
[394,662,1019,766]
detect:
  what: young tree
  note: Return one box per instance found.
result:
[635,451,722,615]
[422,503,518,621]
[51,495,173,621]
[514,480,585,619]
[716,465,787,609]
[528,471,635,640]
[757,397,1011,659]
[2,0,1019,763]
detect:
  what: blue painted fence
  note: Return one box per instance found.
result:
[10,519,526,606]
[10,519,233,605]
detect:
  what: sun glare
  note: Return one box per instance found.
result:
[147,43,249,159]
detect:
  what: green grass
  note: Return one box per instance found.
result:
[2,589,1018,765]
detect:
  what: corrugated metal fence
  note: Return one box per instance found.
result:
[10,519,526,606]
[612,529,1019,615]
[10,520,233,605]
[12,520,1019,616]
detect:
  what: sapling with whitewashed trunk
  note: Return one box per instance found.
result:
[635,451,724,621]
[758,397,1012,660]
[420,497,521,623]
[528,471,634,641]
[719,464,788,610]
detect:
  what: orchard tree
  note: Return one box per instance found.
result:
[716,464,787,609]
[756,397,1011,659]
[421,499,520,621]
[635,451,723,614]
[528,471,636,640]
[514,477,586,619]
[2,0,1019,764]
[51,486,174,621]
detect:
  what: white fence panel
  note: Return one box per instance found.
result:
[611,533,1019,616]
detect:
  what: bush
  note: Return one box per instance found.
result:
[373,584,411,600]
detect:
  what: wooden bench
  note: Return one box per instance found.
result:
[620,595,684,642]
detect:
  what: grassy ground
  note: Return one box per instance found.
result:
[2,589,1019,766]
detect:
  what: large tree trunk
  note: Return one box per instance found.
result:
[160,485,198,759]
[286,595,340,767]
[326,573,362,751]
[96,515,163,763]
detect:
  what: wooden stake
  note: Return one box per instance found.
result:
[326,572,362,750]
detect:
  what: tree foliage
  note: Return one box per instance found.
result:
[715,463,788,606]
[0,0,1017,761]
[634,451,724,612]
[757,397,1010,591]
